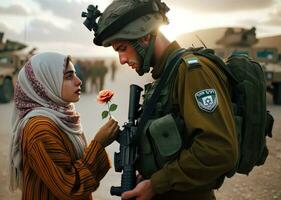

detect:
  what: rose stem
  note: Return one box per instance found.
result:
[107,102,112,118]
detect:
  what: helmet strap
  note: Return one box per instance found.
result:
[129,31,157,76]
[130,40,146,59]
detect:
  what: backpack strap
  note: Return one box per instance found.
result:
[193,49,239,84]
[135,48,186,141]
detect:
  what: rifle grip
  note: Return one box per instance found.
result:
[121,165,136,192]
[110,165,136,199]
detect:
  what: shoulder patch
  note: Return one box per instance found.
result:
[195,89,218,112]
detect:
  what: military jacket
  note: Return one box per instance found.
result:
[143,42,238,200]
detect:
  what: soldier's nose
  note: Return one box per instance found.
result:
[119,56,127,65]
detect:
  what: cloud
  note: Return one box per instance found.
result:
[263,4,281,26]
[236,18,260,27]
[2,0,280,56]
[0,4,29,16]
[34,0,105,21]
[266,18,281,26]
[0,0,101,54]
[32,0,112,19]
[0,0,276,20]
[8,17,100,50]
[0,14,92,45]
[0,18,109,57]
[33,0,84,20]
[0,23,22,40]
[24,18,91,44]
[165,0,274,12]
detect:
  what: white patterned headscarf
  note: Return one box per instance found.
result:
[9,52,86,191]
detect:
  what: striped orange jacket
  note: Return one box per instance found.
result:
[21,116,110,200]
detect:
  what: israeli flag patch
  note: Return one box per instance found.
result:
[185,57,201,68]
[187,57,199,65]
[195,89,218,112]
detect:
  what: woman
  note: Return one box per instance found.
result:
[9,52,119,199]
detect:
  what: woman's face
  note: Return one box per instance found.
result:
[61,62,82,103]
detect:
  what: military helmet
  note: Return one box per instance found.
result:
[82,0,170,47]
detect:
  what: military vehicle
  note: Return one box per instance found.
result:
[216,27,258,47]
[215,27,281,105]
[0,32,35,103]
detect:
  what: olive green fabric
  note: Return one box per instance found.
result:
[149,114,182,158]
[137,114,183,179]
[137,86,184,178]
[137,69,183,178]
[219,54,271,176]
[96,0,166,47]
[189,50,273,177]
[101,14,163,47]
[153,189,216,200]
[147,42,238,199]
[92,0,169,76]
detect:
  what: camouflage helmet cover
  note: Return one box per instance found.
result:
[94,0,169,47]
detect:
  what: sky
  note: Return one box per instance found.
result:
[1,0,281,57]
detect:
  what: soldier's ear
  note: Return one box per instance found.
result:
[140,34,151,46]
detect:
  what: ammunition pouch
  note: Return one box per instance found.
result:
[137,113,184,178]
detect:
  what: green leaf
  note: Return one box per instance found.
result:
[102,111,109,119]
[109,104,118,112]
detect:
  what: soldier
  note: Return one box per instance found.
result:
[82,0,238,199]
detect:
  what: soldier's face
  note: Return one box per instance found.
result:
[112,40,141,72]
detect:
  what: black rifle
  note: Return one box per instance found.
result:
[110,49,186,199]
[110,84,143,198]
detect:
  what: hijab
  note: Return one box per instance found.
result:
[9,52,86,191]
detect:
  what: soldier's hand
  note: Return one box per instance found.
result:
[136,173,144,184]
[121,180,155,200]
[94,117,119,147]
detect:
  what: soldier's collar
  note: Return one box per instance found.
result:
[151,41,181,79]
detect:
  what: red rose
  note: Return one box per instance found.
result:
[97,89,114,104]
[97,89,117,119]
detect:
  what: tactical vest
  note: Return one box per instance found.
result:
[136,56,185,179]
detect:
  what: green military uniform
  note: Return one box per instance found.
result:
[146,42,238,200]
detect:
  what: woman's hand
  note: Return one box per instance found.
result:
[94,118,119,148]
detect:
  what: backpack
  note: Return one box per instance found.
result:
[188,48,274,177]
